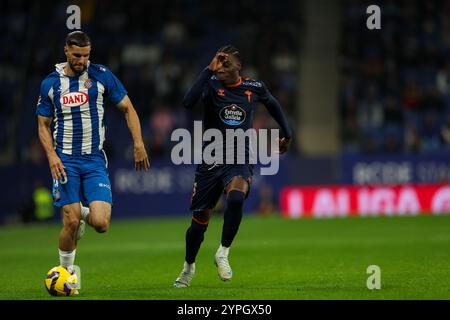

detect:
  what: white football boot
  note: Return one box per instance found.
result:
[173,262,195,288]
[77,203,88,240]
[76,220,85,240]
[214,246,232,281]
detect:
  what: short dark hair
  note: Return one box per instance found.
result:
[65,31,91,47]
[217,45,241,63]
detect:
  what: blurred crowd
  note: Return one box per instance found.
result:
[3,0,450,167]
[0,0,301,165]
[340,0,450,154]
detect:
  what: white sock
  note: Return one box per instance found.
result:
[59,249,76,267]
[80,205,90,221]
[217,244,230,257]
[183,261,195,273]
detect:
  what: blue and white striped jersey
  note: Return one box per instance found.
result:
[36,62,127,155]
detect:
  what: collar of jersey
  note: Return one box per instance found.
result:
[55,61,90,77]
[226,77,242,87]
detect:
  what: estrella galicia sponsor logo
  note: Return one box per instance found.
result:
[60,91,89,108]
[219,104,246,125]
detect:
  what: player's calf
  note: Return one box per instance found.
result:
[185,209,211,263]
[221,190,245,247]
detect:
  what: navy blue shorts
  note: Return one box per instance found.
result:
[189,163,253,211]
[52,150,112,207]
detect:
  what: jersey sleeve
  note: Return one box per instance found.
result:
[36,78,54,117]
[183,67,213,109]
[258,81,272,104]
[104,68,127,105]
[259,81,293,139]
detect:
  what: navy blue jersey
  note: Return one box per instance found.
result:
[183,68,292,164]
[201,74,270,133]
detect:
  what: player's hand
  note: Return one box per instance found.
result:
[277,137,292,155]
[208,52,228,72]
[47,153,67,182]
[134,143,150,171]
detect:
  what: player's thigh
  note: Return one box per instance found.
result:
[88,200,111,223]
[223,165,252,194]
[81,158,112,205]
[53,158,82,207]
[190,167,224,211]
[225,176,249,194]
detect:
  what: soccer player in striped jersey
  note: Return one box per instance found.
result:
[36,31,150,274]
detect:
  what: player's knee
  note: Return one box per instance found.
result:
[192,209,211,225]
[94,218,109,233]
[63,214,80,233]
[90,215,110,233]
[227,190,245,209]
[62,207,80,232]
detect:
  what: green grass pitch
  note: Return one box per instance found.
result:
[0,214,449,299]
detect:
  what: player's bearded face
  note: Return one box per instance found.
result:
[65,45,91,74]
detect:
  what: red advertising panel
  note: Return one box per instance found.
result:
[280,184,450,218]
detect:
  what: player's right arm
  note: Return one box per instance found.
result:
[182,52,228,109]
[259,82,293,154]
[36,78,66,181]
[37,115,66,181]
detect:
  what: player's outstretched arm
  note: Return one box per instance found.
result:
[116,95,150,171]
[263,95,293,154]
[37,115,67,181]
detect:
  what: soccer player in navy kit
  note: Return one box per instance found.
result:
[174,46,292,287]
[36,31,150,276]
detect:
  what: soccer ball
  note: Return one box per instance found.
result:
[44,266,79,296]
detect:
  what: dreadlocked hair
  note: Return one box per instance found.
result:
[217,45,241,63]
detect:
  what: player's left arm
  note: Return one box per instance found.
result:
[262,93,293,154]
[116,95,150,171]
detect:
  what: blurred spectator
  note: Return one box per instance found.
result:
[402,79,422,111]
[146,104,176,156]
[384,96,403,125]
[440,114,450,149]
[436,59,450,95]
[357,84,384,130]
[405,122,422,153]
[420,113,442,152]
[18,180,54,224]
[28,137,46,166]
[342,114,361,153]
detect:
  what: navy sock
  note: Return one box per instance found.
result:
[221,190,245,248]
[185,219,208,264]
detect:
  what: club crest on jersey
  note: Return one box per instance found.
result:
[219,104,246,125]
[84,79,93,89]
[60,91,89,108]
[217,88,225,97]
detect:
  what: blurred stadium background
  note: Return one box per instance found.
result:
[1,0,449,222]
[1,0,450,300]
